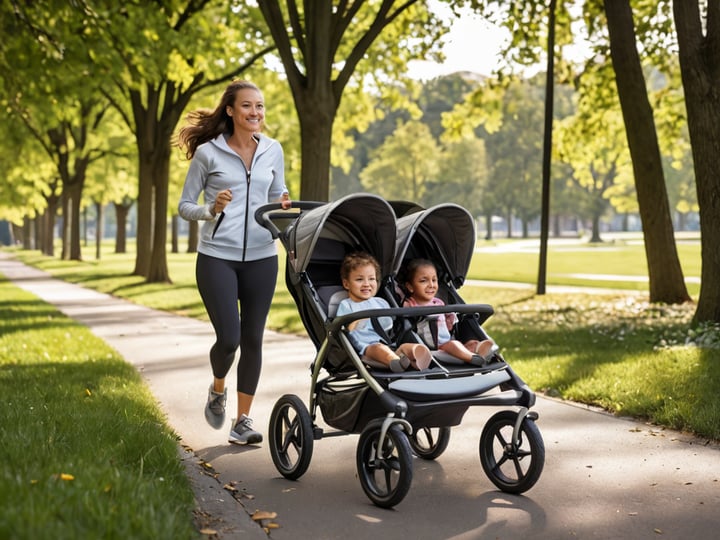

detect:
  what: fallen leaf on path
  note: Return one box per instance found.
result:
[252,510,277,521]
[199,528,217,535]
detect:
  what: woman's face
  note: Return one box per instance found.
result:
[226,88,265,132]
[406,264,438,304]
[342,263,378,302]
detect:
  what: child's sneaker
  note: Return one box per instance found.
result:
[410,344,432,371]
[389,353,411,372]
[229,415,263,445]
[204,385,226,430]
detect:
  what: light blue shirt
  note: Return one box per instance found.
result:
[336,297,393,354]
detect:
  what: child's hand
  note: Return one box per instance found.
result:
[347,318,367,331]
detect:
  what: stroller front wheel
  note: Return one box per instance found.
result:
[479,410,545,494]
[268,394,314,480]
[356,422,413,508]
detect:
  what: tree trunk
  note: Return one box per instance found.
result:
[36,213,46,254]
[171,214,179,254]
[68,182,83,261]
[61,192,70,259]
[95,201,103,260]
[22,216,33,249]
[130,83,189,282]
[590,213,602,243]
[147,143,171,283]
[297,98,334,201]
[42,195,59,256]
[187,219,198,253]
[35,214,44,254]
[114,202,129,254]
[133,160,153,276]
[673,1,720,324]
[605,0,690,304]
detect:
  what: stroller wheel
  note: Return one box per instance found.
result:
[409,426,451,460]
[479,410,545,494]
[356,422,413,508]
[268,394,314,480]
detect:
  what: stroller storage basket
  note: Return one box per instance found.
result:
[317,379,384,433]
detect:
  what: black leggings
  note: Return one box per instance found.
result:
[196,253,278,395]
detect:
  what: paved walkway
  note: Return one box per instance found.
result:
[2,252,718,539]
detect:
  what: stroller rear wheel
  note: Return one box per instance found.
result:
[409,426,451,460]
[356,422,413,508]
[268,394,314,480]
[479,410,545,494]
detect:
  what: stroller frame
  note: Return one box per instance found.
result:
[256,194,545,508]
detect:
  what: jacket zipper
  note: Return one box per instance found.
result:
[242,167,251,262]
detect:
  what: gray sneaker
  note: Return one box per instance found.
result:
[204,385,226,430]
[228,415,263,445]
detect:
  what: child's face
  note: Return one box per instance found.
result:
[407,264,438,304]
[342,263,378,302]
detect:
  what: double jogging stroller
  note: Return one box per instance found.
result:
[255,193,544,508]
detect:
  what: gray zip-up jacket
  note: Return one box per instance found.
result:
[178,132,288,262]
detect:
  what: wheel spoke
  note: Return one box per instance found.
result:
[496,432,509,448]
[511,455,525,479]
[279,410,299,453]
[419,427,434,448]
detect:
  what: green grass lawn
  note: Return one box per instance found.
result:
[470,235,701,295]
[0,279,199,540]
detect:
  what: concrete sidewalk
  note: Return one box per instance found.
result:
[3,252,719,540]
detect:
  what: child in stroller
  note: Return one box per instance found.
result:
[401,258,497,367]
[337,252,432,372]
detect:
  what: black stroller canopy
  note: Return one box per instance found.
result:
[286,193,397,278]
[393,203,476,287]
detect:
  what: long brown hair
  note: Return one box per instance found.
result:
[177,80,261,159]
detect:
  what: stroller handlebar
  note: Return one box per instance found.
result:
[255,201,326,239]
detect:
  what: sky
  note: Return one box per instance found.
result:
[406,4,510,80]
[406,3,591,81]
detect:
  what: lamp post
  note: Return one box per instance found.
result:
[537,0,556,295]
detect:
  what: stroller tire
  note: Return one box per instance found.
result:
[356,422,413,508]
[268,394,314,480]
[409,426,451,460]
[479,410,545,494]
